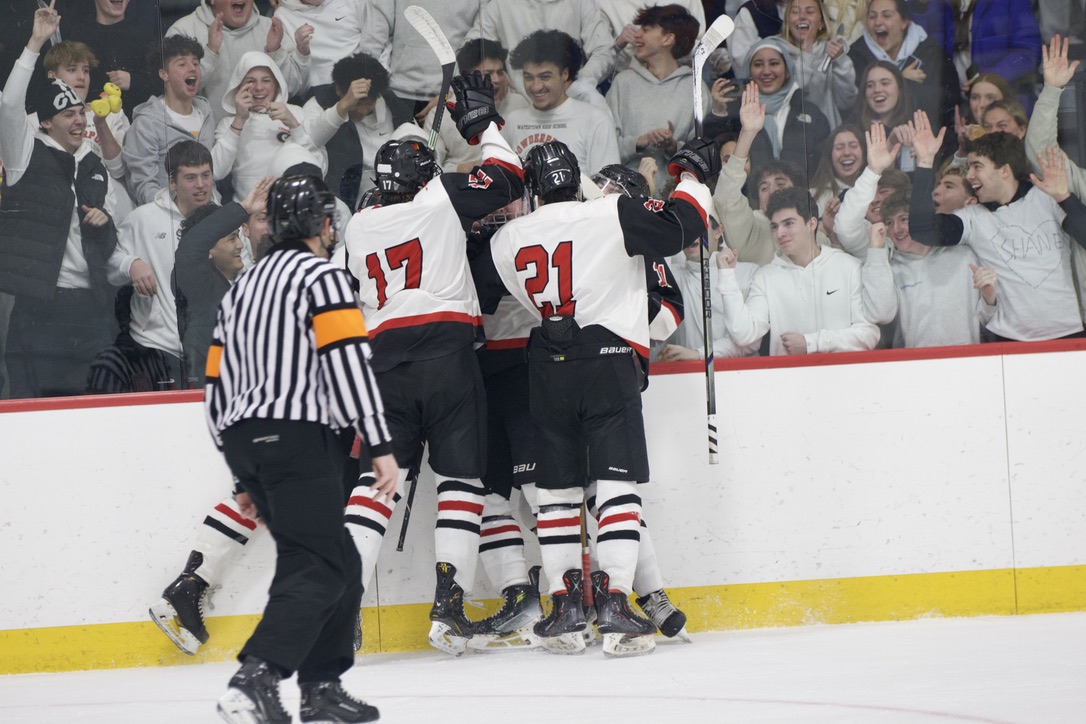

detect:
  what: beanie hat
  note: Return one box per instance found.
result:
[33,78,83,122]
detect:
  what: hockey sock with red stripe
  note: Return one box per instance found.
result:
[191,496,259,586]
[595,480,642,594]
[345,470,406,593]
[535,487,583,595]
[435,476,486,591]
[588,483,664,595]
[479,492,529,591]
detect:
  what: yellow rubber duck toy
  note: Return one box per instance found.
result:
[89,82,122,118]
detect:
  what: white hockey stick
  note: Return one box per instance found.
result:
[691,15,735,466]
[404,5,456,150]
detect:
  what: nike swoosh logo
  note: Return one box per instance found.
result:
[825,290,838,295]
[335,15,346,21]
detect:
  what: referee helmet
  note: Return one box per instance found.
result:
[267,174,337,243]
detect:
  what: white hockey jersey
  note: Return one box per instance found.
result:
[342,124,523,370]
[488,178,712,356]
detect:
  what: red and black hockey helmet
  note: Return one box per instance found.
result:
[592,163,650,199]
[524,141,580,199]
[266,174,337,243]
[374,139,438,195]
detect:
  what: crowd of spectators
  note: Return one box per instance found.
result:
[1,0,1085,399]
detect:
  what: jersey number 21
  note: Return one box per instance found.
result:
[515,241,576,317]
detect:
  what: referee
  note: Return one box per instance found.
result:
[207,174,397,724]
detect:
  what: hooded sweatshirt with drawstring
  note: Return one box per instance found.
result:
[211,51,323,200]
[167,1,310,124]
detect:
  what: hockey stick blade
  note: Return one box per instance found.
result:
[404,5,456,149]
[692,15,736,135]
[700,14,736,58]
[404,5,455,65]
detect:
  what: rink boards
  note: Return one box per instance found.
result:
[1,342,1085,674]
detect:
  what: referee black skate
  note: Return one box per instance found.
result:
[206,174,398,724]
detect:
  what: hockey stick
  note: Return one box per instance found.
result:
[395,464,421,552]
[404,5,456,151]
[691,15,735,466]
[581,503,594,607]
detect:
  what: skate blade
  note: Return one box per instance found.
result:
[673,626,693,643]
[602,632,656,657]
[540,631,587,655]
[582,623,600,647]
[216,688,261,724]
[148,601,201,655]
[428,621,470,657]
[467,626,542,651]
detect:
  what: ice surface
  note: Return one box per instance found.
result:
[1,612,1084,723]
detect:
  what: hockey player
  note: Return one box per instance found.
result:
[487,139,717,656]
[339,71,524,656]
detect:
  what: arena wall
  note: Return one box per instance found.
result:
[2,342,1085,674]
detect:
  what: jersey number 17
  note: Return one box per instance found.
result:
[365,238,423,308]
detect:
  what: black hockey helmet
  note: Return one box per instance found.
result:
[266,174,337,243]
[374,139,438,195]
[524,141,580,199]
[592,164,650,199]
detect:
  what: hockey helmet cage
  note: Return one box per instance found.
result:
[267,174,337,243]
[524,141,580,198]
[592,164,650,199]
[374,139,438,194]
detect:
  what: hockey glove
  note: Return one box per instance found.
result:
[450,71,504,145]
[667,137,721,184]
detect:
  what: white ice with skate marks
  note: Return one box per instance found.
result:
[2,612,1084,723]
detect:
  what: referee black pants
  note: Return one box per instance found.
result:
[221,419,361,683]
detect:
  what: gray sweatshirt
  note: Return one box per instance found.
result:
[359,0,483,101]
[606,61,696,192]
[124,95,216,206]
[889,245,995,348]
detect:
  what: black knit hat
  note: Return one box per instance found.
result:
[32,78,83,122]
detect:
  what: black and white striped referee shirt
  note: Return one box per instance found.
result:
[204,239,393,457]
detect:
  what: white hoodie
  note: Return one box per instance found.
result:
[274,0,366,86]
[107,188,193,357]
[212,52,323,200]
[167,2,310,123]
[719,245,880,355]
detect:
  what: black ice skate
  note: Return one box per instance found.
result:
[592,571,656,657]
[636,589,692,642]
[469,565,543,651]
[299,681,380,723]
[216,657,290,724]
[533,568,588,655]
[149,550,210,654]
[428,562,474,656]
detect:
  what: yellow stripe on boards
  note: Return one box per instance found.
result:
[2,566,1084,675]
[1016,564,1086,614]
